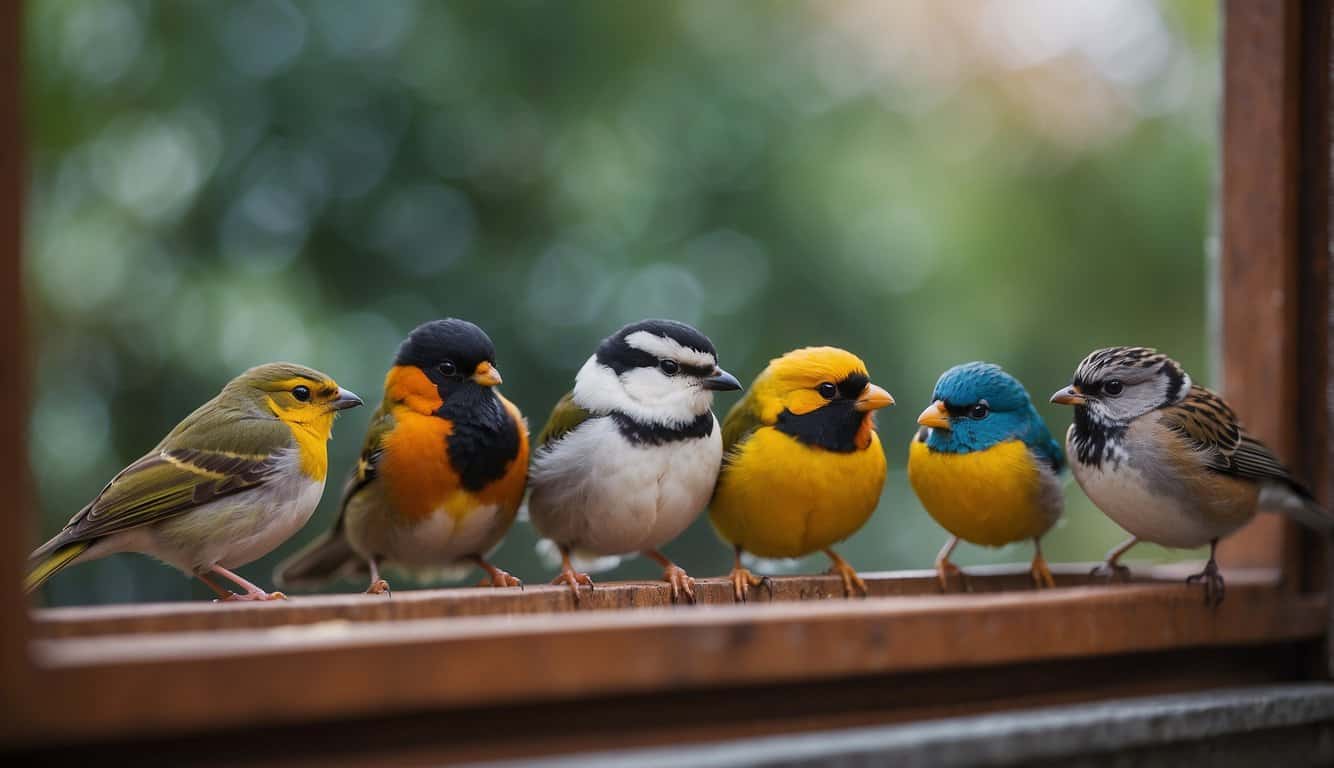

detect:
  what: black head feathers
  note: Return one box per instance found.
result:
[394,318,496,371]
[595,319,718,375]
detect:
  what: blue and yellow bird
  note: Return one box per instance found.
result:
[907,362,1065,591]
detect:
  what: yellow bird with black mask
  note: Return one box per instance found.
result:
[710,347,894,601]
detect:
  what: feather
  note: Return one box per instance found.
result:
[720,387,765,461]
[1159,385,1332,528]
[272,530,364,589]
[30,442,288,562]
[24,542,90,594]
[535,391,593,448]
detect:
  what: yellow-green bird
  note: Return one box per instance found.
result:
[25,362,362,601]
[710,347,894,601]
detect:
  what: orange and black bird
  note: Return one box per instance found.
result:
[276,319,529,593]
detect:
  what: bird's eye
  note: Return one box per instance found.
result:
[659,360,680,375]
[970,403,989,419]
[438,361,457,376]
[818,382,837,399]
[1104,380,1124,396]
[292,386,311,402]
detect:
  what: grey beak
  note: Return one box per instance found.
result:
[331,388,364,411]
[701,367,743,392]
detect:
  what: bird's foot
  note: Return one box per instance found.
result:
[469,555,522,589]
[1089,561,1132,583]
[728,566,769,603]
[660,563,697,604]
[1186,559,1225,607]
[218,590,287,602]
[935,558,968,593]
[365,579,392,596]
[477,569,522,589]
[827,560,868,598]
[552,569,594,603]
[1030,553,1056,589]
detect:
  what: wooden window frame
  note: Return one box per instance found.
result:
[2,2,1330,762]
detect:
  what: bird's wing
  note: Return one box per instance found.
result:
[44,421,292,551]
[1158,385,1302,487]
[536,392,593,448]
[1021,404,1065,473]
[721,388,764,459]
[1159,386,1330,527]
[335,403,396,529]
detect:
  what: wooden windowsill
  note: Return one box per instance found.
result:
[16,565,1323,748]
[28,562,1286,639]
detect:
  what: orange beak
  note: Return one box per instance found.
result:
[472,361,503,387]
[1050,385,1086,406]
[916,400,951,430]
[854,383,895,412]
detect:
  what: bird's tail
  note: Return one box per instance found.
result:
[24,542,90,594]
[273,530,363,590]
[1262,480,1333,531]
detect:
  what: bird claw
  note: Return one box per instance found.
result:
[365,579,392,596]
[1089,561,1132,583]
[1186,560,1225,607]
[827,561,868,598]
[935,558,968,593]
[217,590,287,603]
[1030,553,1056,590]
[728,566,769,603]
[552,569,594,604]
[661,564,697,604]
[477,569,522,589]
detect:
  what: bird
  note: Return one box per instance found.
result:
[25,363,363,601]
[710,347,894,601]
[907,362,1065,591]
[276,319,529,595]
[527,319,741,603]
[1051,346,1330,605]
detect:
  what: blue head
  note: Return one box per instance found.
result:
[917,362,1064,469]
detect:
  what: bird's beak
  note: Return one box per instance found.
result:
[916,400,950,429]
[855,383,895,412]
[1050,385,1087,406]
[701,367,743,392]
[331,388,364,411]
[472,361,503,387]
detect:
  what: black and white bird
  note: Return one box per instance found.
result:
[1051,346,1329,605]
[528,319,742,603]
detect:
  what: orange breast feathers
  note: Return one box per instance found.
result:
[377,366,529,524]
[378,407,458,523]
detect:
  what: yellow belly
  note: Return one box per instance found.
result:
[710,427,887,559]
[907,438,1054,547]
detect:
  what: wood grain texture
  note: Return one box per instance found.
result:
[30,563,1196,639]
[8,647,1313,767]
[1301,0,1332,511]
[1,649,1311,765]
[1218,0,1316,572]
[1297,0,1332,600]
[16,576,1325,746]
[0,0,30,741]
[1328,0,1334,513]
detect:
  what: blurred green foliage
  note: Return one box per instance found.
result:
[25,1,1219,605]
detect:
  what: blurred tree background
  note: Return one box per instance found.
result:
[25,0,1219,605]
